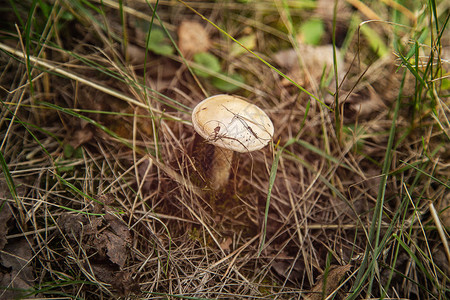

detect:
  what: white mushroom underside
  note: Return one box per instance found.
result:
[192,95,274,153]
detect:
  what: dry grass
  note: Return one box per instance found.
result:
[0,0,449,299]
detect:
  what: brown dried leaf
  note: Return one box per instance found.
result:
[90,262,117,284]
[0,239,35,299]
[101,231,128,268]
[94,213,130,268]
[273,44,343,88]
[271,260,290,277]
[0,274,33,300]
[220,237,232,252]
[104,213,131,242]
[0,203,12,251]
[178,20,210,57]
[58,197,131,269]
[0,239,33,280]
[305,264,351,300]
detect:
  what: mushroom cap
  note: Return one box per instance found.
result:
[192,95,274,153]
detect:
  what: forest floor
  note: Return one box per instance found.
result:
[0,0,449,299]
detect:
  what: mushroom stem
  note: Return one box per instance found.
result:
[210,147,233,189]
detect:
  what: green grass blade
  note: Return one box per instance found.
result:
[258,146,282,255]
[400,160,450,189]
[7,0,24,28]
[350,69,406,299]
[428,0,439,35]
[1,99,52,158]
[332,0,341,143]
[24,0,39,94]
[0,150,18,208]
[143,0,159,100]
[397,51,428,88]
[392,233,438,285]
[118,0,128,59]
[295,99,311,138]
[295,139,353,171]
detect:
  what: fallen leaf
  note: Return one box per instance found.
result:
[100,231,128,268]
[0,238,35,299]
[0,274,32,299]
[0,203,12,251]
[147,28,174,56]
[304,264,351,300]
[220,237,232,252]
[298,19,325,45]
[273,44,343,88]
[57,197,132,272]
[90,263,118,286]
[0,239,33,280]
[178,20,210,57]
[270,258,305,284]
[211,72,245,92]
[269,249,304,283]
[97,212,131,268]
[105,213,131,240]
[193,52,221,78]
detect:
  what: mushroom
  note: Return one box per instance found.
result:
[192,94,274,189]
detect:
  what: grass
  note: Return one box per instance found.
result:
[0,0,449,299]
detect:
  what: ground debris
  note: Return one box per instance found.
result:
[304,264,351,300]
[57,208,131,269]
[57,213,86,238]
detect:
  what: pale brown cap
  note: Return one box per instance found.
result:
[192,95,274,153]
